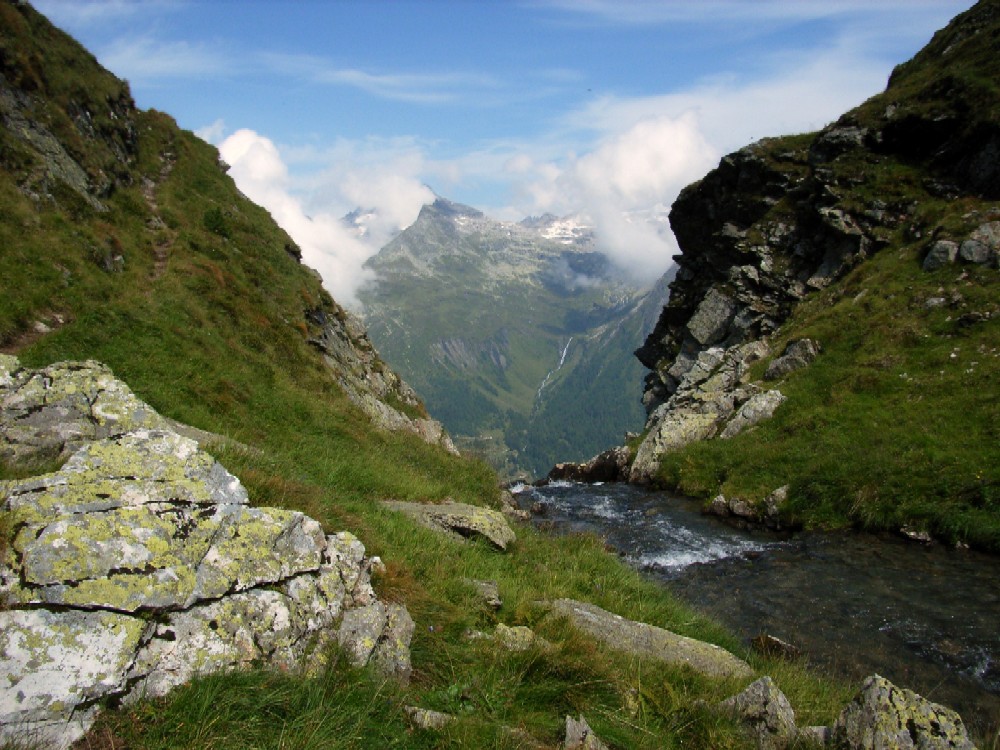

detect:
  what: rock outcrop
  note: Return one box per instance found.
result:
[0,358,413,750]
[306,305,458,454]
[923,221,1000,271]
[630,1,1000,488]
[542,598,753,679]
[629,341,781,482]
[545,445,632,484]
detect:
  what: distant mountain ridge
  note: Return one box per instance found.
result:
[359,197,664,477]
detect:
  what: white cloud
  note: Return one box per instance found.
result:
[34,0,181,27]
[564,38,890,155]
[195,118,226,145]
[100,36,232,82]
[477,29,916,282]
[218,129,431,310]
[534,0,969,26]
[512,113,716,281]
[260,53,500,104]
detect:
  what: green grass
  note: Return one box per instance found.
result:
[3,3,994,747]
[653,192,1000,549]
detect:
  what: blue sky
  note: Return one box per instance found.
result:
[36,0,975,307]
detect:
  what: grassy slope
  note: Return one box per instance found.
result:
[652,0,1000,551]
[0,3,849,748]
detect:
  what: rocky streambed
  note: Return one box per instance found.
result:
[513,480,1000,739]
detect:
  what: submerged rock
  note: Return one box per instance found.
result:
[543,598,753,679]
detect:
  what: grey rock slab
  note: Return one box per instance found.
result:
[0,608,148,750]
[382,500,516,550]
[765,338,821,380]
[544,599,753,679]
[687,288,737,346]
[719,389,786,439]
[371,603,415,682]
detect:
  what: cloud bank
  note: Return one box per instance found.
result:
[512,114,717,281]
[216,129,432,310]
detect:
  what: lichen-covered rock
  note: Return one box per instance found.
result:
[494,623,549,652]
[0,362,413,749]
[719,389,786,439]
[0,357,168,463]
[370,603,415,682]
[719,676,797,750]
[543,599,753,679]
[337,601,416,681]
[382,499,516,550]
[405,705,454,731]
[4,430,326,613]
[0,609,146,750]
[831,674,976,750]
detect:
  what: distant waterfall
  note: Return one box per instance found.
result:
[535,337,573,403]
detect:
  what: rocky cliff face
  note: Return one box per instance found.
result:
[632,0,1000,483]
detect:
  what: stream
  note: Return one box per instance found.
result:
[511,480,1000,736]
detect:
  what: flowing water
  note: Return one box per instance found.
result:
[512,480,1000,736]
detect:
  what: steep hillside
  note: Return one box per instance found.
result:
[0,3,456,458]
[633,0,1000,549]
[360,198,657,477]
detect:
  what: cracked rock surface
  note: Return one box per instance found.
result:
[0,357,413,750]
